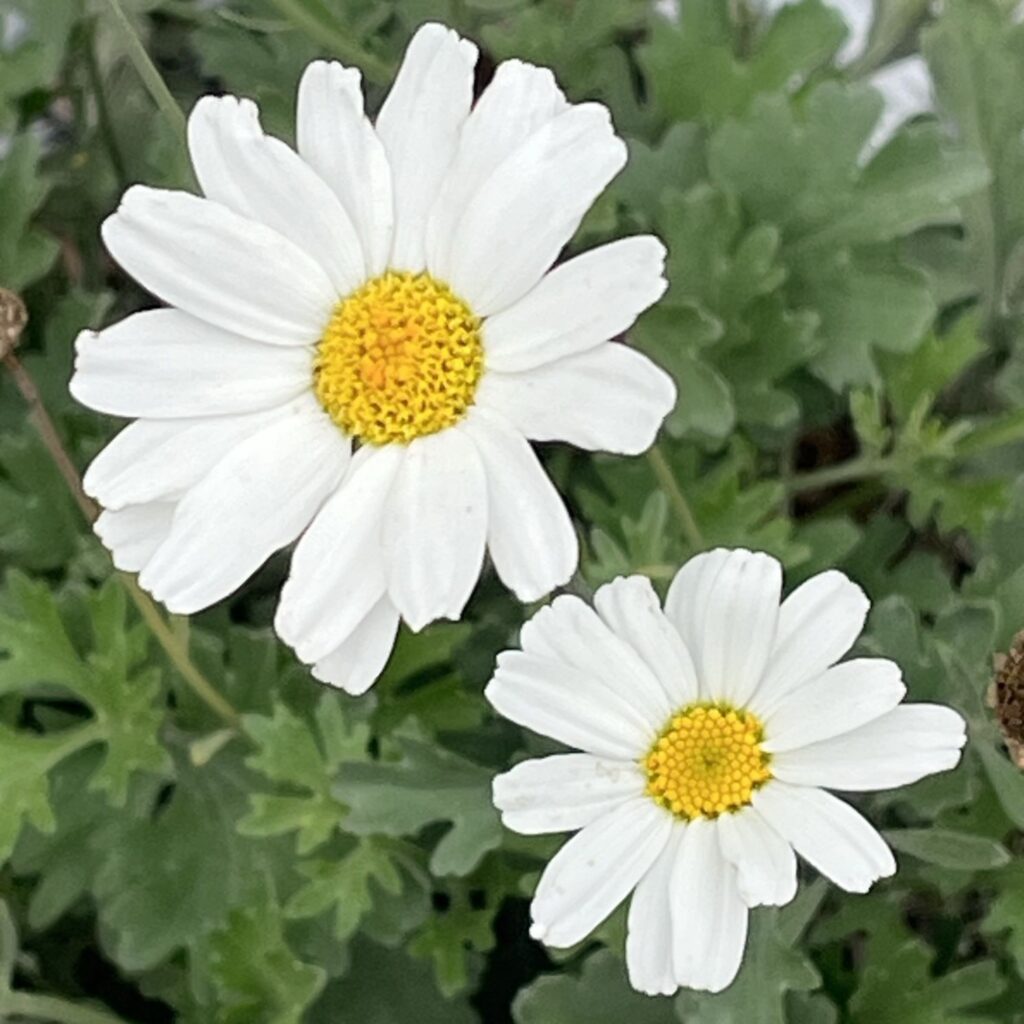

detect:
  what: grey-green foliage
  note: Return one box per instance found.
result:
[1,0,1024,1021]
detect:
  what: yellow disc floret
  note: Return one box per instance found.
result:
[644,702,772,820]
[314,271,484,446]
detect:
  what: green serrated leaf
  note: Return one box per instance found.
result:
[339,729,502,876]
[285,838,403,941]
[240,697,367,855]
[191,882,326,1024]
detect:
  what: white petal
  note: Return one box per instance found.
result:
[70,309,312,418]
[529,798,671,948]
[664,549,781,705]
[187,95,365,294]
[94,502,175,572]
[771,704,967,791]
[310,596,400,695]
[592,575,699,710]
[519,594,672,729]
[375,23,477,271]
[754,570,870,712]
[275,445,402,663]
[477,343,675,454]
[716,807,797,908]
[492,753,644,835]
[669,817,748,993]
[753,782,896,893]
[483,237,668,373]
[665,548,730,696]
[441,105,627,315]
[382,428,487,631]
[102,186,336,346]
[426,59,567,277]
[296,61,393,276]
[760,658,906,753]
[463,407,576,601]
[626,824,685,997]
[83,409,280,510]
[485,650,654,760]
[139,397,348,613]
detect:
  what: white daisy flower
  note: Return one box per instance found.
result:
[69,23,676,693]
[486,548,967,995]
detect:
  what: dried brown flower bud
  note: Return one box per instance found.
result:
[0,287,28,358]
[991,630,1024,769]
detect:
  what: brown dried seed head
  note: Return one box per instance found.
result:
[0,287,28,357]
[993,629,1024,769]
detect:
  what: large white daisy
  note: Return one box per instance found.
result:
[486,548,967,995]
[69,23,676,692]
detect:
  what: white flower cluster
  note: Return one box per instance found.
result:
[70,22,966,996]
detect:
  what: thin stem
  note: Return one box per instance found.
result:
[646,445,705,551]
[784,455,889,494]
[121,577,239,726]
[84,22,129,189]
[3,991,135,1024]
[100,0,186,143]
[3,353,97,522]
[266,0,392,84]
[2,351,239,727]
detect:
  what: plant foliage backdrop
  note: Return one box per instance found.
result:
[1,0,1024,1021]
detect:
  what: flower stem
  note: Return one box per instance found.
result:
[1,350,239,727]
[646,445,705,551]
[99,0,186,143]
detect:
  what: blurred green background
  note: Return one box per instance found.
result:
[2,0,1024,1021]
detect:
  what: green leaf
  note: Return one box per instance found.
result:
[284,838,403,941]
[883,828,1011,870]
[0,432,80,572]
[640,0,845,125]
[340,728,502,876]
[675,908,820,1024]
[850,940,1005,1023]
[240,698,365,855]
[309,938,478,1024]
[923,0,1024,322]
[513,949,675,1024]
[408,880,501,997]
[794,249,935,386]
[0,134,59,289]
[10,748,144,931]
[0,725,86,862]
[879,315,986,423]
[94,756,261,971]
[0,572,170,805]
[191,883,326,1024]
[977,743,1024,829]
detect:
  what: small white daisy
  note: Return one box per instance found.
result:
[69,23,676,693]
[486,548,967,995]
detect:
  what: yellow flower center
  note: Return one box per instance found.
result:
[643,702,772,820]
[313,271,484,446]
